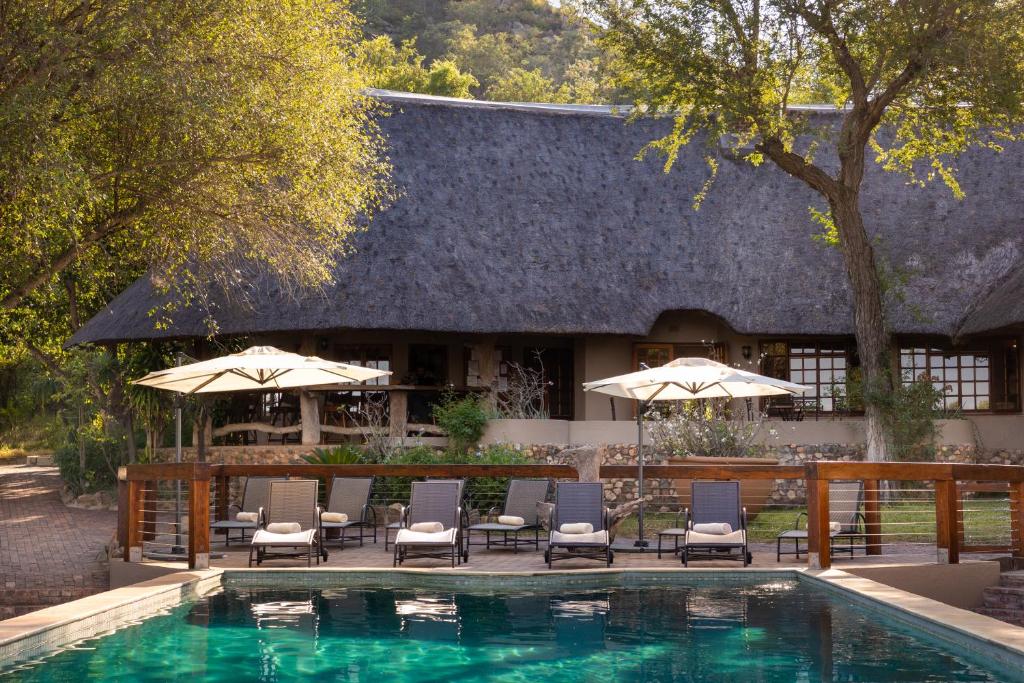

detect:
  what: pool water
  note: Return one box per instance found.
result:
[2,579,1018,682]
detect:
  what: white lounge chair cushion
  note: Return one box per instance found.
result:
[692,522,732,535]
[550,529,608,545]
[829,521,843,533]
[395,527,457,545]
[321,512,349,523]
[498,515,526,526]
[559,523,593,534]
[409,521,445,533]
[686,529,746,545]
[251,528,316,546]
[266,522,302,534]
[235,512,259,523]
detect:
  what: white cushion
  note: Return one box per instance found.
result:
[829,521,843,533]
[686,529,746,545]
[498,515,526,526]
[235,512,259,523]
[559,523,593,534]
[266,522,301,534]
[252,528,316,546]
[321,512,349,523]
[409,521,444,533]
[692,522,732,535]
[550,529,608,545]
[395,528,457,545]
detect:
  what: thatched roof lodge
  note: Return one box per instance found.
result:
[71,91,1023,426]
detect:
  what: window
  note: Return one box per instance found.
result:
[900,348,991,411]
[527,347,574,420]
[759,341,854,414]
[333,345,391,386]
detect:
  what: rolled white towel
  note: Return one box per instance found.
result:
[692,522,732,535]
[498,515,526,526]
[235,511,259,523]
[409,521,444,533]
[829,521,843,533]
[321,512,349,523]
[266,522,302,534]
[559,522,593,534]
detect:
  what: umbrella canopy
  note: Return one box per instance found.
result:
[582,357,810,402]
[132,345,391,394]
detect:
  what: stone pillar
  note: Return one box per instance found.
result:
[299,390,321,445]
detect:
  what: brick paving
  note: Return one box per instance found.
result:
[0,465,116,618]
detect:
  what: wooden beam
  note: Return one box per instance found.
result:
[125,480,143,563]
[862,479,882,556]
[189,479,210,570]
[935,480,960,564]
[806,477,830,570]
[809,461,954,482]
[603,464,804,480]
[212,422,302,438]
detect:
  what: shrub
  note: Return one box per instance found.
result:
[303,444,365,465]
[432,391,488,452]
[53,421,128,495]
[647,400,765,458]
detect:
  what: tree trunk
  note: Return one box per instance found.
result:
[830,191,897,461]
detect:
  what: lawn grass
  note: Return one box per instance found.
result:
[617,498,1012,546]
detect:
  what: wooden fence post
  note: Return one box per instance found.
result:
[862,479,882,556]
[935,479,960,564]
[806,472,831,570]
[188,467,211,570]
[125,479,144,563]
[1011,481,1024,560]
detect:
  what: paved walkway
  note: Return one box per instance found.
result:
[0,464,116,618]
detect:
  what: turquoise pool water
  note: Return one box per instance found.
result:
[2,578,1018,682]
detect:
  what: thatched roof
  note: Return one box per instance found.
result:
[70,90,1024,346]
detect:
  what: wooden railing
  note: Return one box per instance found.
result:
[117,461,1024,571]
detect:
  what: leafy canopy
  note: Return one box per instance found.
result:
[0,0,391,350]
[581,0,1024,199]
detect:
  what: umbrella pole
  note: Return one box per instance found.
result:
[635,400,649,548]
[173,353,183,554]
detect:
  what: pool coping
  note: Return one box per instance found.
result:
[2,566,1023,674]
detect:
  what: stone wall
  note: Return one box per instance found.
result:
[157,442,1024,509]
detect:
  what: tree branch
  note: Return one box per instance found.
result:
[757,137,840,199]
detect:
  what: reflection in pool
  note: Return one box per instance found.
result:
[1,579,1017,682]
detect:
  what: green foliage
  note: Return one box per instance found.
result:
[355,0,624,102]
[304,444,366,465]
[53,418,129,495]
[864,375,946,462]
[0,0,391,358]
[432,392,489,452]
[360,36,478,97]
[647,400,765,458]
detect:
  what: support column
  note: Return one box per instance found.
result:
[189,476,211,570]
[935,479,960,564]
[862,479,882,555]
[300,389,321,445]
[807,477,831,570]
[388,390,408,437]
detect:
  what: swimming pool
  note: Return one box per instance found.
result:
[2,573,1020,682]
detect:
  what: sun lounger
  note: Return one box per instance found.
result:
[210,476,283,545]
[681,481,750,567]
[393,480,465,567]
[321,476,377,548]
[545,482,612,568]
[466,479,550,555]
[248,479,324,567]
[776,481,866,561]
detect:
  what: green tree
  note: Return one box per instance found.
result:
[361,37,478,97]
[582,0,1024,460]
[486,68,571,103]
[0,0,390,329]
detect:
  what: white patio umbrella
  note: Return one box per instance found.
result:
[582,357,811,550]
[132,345,391,557]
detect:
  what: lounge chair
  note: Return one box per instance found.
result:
[210,476,283,545]
[385,479,466,551]
[681,481,750,567]
[393,480,466,567]
[776,481,866,561]
[466,479,550,555]
[544,482,613,568]
[321,476,377,548]
[249,479,325,567]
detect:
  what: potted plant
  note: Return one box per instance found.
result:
[647,400,777,513]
